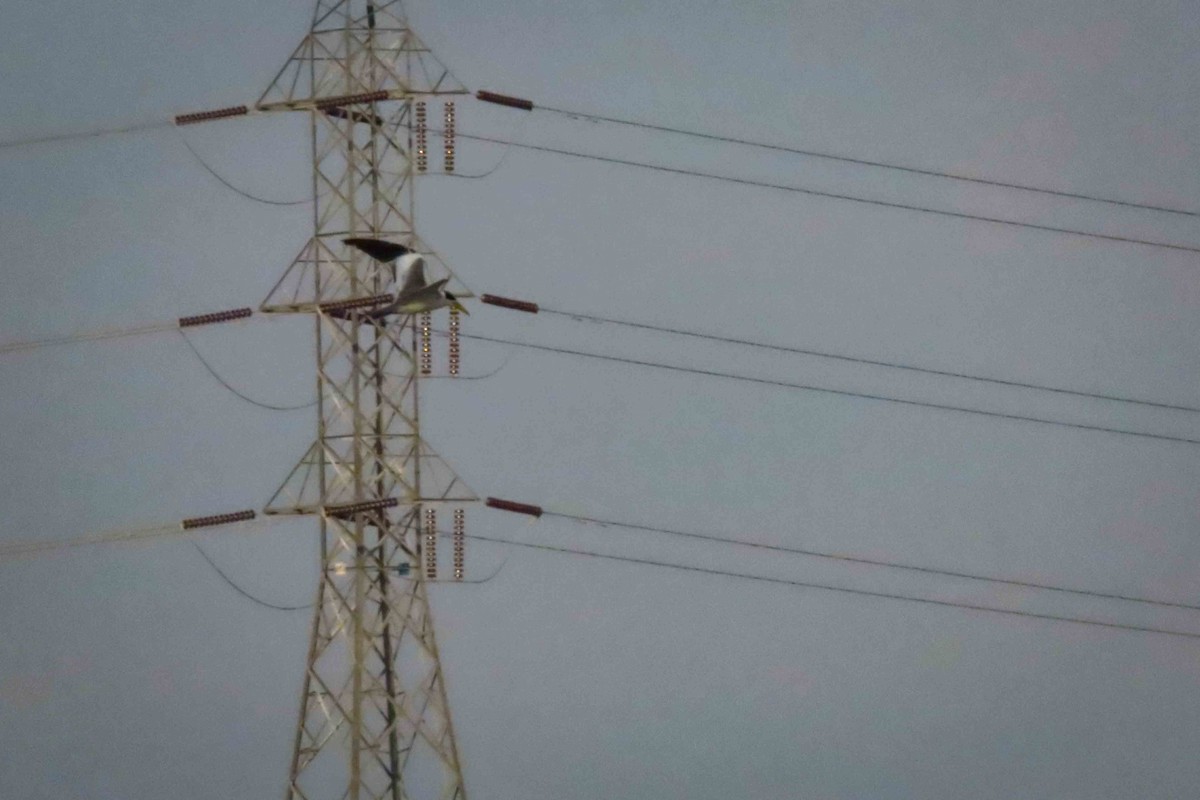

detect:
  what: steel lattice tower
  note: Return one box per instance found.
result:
[257,2,475,797]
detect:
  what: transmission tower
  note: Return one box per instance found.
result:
[256,2,475,797]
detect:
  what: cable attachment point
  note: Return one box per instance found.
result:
[485,497,543,518]
[480,294,539,314]
[178,307,254,328]
[181,509,257,530]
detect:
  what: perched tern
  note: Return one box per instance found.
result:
[344,237,468,317]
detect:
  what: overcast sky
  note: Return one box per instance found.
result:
[2,1,1199,798]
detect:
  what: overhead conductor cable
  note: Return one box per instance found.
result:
[463,531,1200,642]
[476,89,1200,219]
[450,127,1200,256]
[478,292,1199,415]
[450,331,1200,447]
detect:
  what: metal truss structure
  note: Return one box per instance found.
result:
[258,2,473,797]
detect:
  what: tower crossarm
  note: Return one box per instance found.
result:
[174,87,466,128]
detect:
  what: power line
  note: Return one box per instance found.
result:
[177,133,311,207]
[530,101,1200,219]
[0,320,182,355]
[453,129,1200,257]
[535,305,1200,415]
[546,511,1200,613]
[0,514,508,588]
[434,114,525,180]
[450,330,1200,446]
[0,311,317,412]
[192,542,312,611]
[424,349,515,381]
[7,94,1193,225]
[0,310,268,356]
[0,514,279,562]
[0,522,183,560]
[0,119,170,151]
[0,314,507,395]
[461,531,1200,642]
[11,111,1196,255]
[179,330,317,412]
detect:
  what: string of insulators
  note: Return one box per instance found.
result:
[317,293,394,315]
[175,105,249,126]
[443,102,455,172]
[257,89,404,114]
[424,508,437,580]
[324,497,398,518]
[480,294,539,314]
[181,509,256,530]
[175,90,393,128]
[485,497,543,518]
[448,307,461,376]
[178,307,254,328]
[453,508,465,581]
[420,312,433,375]
[313,90,389,110]
[415,102,428,172]
[475,90,534,112]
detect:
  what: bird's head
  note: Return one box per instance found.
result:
[445,291,469,315]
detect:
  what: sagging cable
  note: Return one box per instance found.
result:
[178,331,316,412]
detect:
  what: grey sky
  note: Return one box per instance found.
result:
[2,0,1199,797]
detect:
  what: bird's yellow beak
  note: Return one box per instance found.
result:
[452,301,469,316]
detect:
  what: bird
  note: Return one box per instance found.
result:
[344,237,468,317]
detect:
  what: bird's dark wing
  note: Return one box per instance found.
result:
[344,237,411,263]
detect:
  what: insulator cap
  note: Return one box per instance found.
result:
[178,307,254,328]
[324,497,399,518]
[475,90,534,112]
[485,497,543,518]
[181,509,256,530]
[313,90,389,110]
[480,294,539,314]
[175,105,250,126]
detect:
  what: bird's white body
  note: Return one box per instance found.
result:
[343,238,468,317]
